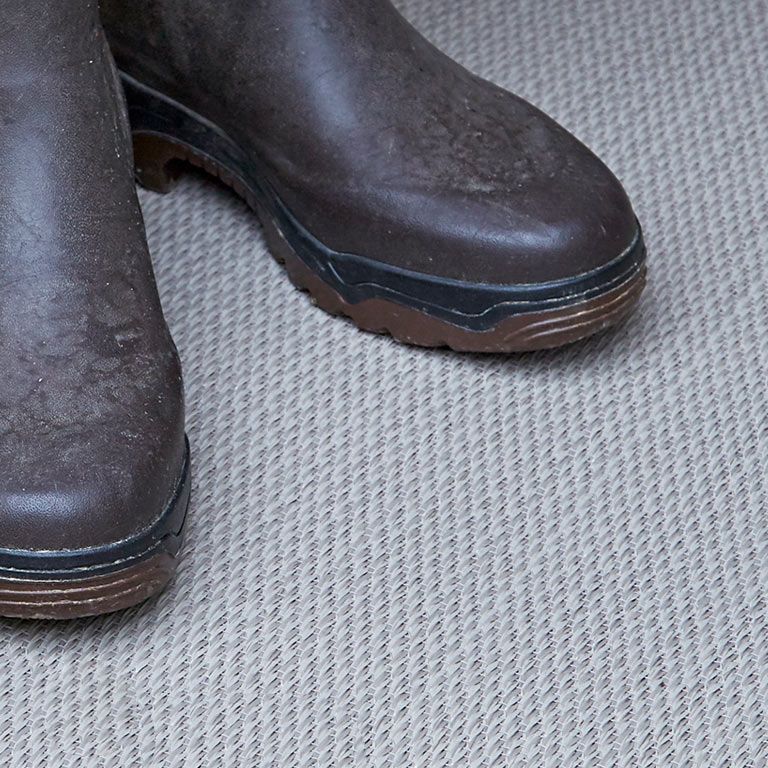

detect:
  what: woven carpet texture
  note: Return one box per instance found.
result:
[3,0,768,765]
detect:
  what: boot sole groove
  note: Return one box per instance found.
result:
[0,554,175,620]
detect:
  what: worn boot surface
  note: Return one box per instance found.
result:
[103,0,646,352]
[0,0,190,618]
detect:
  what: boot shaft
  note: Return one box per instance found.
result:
[0,0,134,231]
[100,0,427,98]
[1,0,103,67]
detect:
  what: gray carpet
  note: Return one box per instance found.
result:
[4,0,768,765]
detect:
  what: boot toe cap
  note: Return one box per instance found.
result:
[0,460,178,553]
[0,402,187,553]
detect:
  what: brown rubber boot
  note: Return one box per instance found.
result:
[101,0,646,353]
[0,0,190,619]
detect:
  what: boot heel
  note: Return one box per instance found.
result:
[122,72,252,198]
[133,133,184,194]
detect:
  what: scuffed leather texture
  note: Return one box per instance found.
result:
[101,0,638,285]
[0,0,186,551]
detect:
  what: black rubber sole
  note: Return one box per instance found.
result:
[122,75,646,351]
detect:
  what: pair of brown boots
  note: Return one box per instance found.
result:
[0,0,646,618]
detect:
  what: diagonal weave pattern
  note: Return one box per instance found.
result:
[3,0,768,765]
